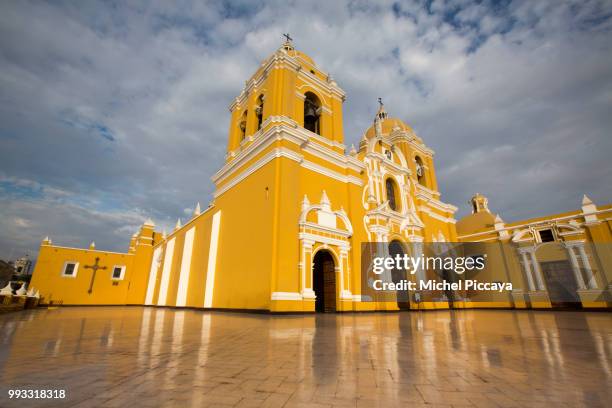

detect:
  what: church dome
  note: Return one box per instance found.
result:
[456,211,497,236]
[364,117,413,139]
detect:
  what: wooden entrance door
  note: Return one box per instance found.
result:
[313,251,336,312]
[540,260,581,308]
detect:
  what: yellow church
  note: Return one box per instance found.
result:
[30,39,611,312]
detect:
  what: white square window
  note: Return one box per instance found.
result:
[111,265,126,280]
[61,261,79,278]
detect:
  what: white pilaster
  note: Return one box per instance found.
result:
[415,242,426,283]
[566,245,586,290]
[204,211,222,308]
[338,251,345,295]
[577,245,597,289]
[176,226,196,307]
[157,238,176,306]
[145,246,162,305]
[301,239,315,299]
[340,247,351,295]
[529,250,546,291]
[520,251,535,291]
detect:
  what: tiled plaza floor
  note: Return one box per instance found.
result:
[0,307,610,407]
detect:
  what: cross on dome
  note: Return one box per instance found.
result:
[376,97,388,121]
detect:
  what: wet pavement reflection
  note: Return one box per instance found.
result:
[0,307,611,407]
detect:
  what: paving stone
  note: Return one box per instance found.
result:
[0,307,609,408]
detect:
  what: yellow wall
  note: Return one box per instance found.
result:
[31,224,157,305]
[31,245,135,305]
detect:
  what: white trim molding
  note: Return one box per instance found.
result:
[213,122,365,197]
[271,292,303,301]
[417,205,457,224]
[214,147,301,198]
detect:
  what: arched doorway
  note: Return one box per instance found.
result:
[389,240,409,310]
[313,250,336,312]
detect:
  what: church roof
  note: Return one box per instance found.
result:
[287,48,315,66]
[278,37,316,67]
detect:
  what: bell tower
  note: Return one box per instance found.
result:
[225,36,347,161]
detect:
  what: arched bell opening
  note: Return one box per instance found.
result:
[304,92,322,135]
[239,110,248,141]
[255,94,264,131]
[415,156,426,187]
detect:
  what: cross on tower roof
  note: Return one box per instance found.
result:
[283,33,293,42]
[378,97,383,106]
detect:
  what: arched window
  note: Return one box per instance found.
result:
[304,92,321,135]
[415,156,426,186]
[255,95,264,131]
[386,178,399,211]
[239,110,247,141]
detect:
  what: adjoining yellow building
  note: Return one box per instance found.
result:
[456,193,612,309]
[30,39,611,312]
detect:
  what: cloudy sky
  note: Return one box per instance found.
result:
[1,0,611,259]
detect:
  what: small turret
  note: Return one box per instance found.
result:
[457,193,498,236]
[581,194,597,223]
[128,233,138,253]
[470,193,490,214]
[301,195,310,212]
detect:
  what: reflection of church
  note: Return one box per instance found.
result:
[30,39,611,311]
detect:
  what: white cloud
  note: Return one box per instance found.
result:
[0,0,611,259]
